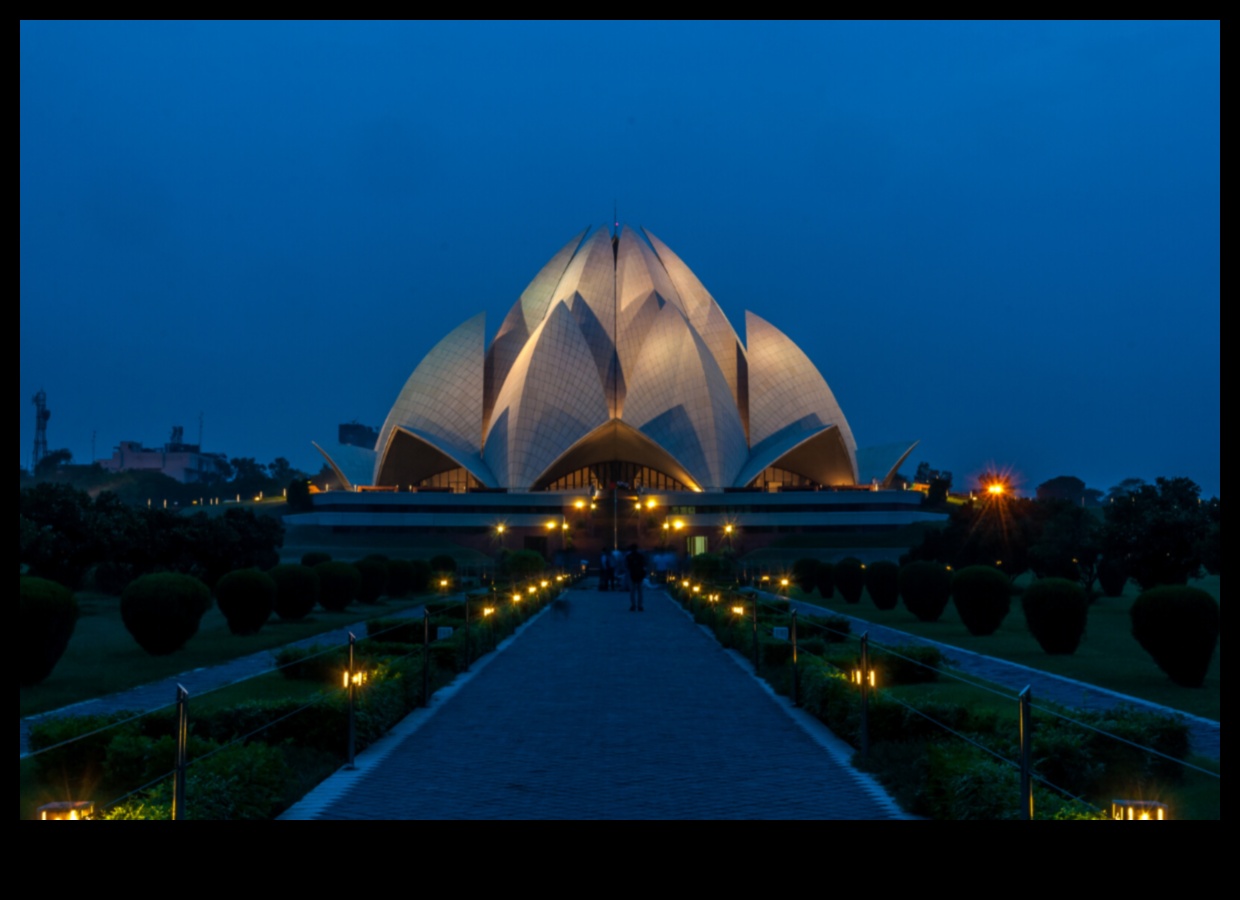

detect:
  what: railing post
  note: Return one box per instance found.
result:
[859,632,870,761]
[346,632,357,770]
[172,683,188,821]
[422,607,431,707]
[1019,686,1033,820]
[791,609,799,708]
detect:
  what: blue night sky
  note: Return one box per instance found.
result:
[19,21,1220,497]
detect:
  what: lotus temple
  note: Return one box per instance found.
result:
[290,225,941,559]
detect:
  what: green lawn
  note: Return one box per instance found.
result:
[786,574,1220,721]
[20,591,434,718]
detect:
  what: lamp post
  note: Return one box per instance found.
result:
[495,522,506,551]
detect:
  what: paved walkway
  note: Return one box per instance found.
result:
[282,586,907,819]
[22,584,1219,818]
[786,598,1221,761]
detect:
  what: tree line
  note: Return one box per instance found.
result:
[904,475,1220,594]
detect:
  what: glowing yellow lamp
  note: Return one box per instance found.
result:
[483,606,495,617]
[851,669,877,688]
[731,605,745,616]
[37,801,93,820]
[1111,800,1167,820]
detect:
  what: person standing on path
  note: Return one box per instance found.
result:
[625,544,646,612]
[600,546,615,591]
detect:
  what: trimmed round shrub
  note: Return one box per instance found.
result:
[270,564,319,621]
[354,557,388,604]
[429,553,457,575]
[900,562,952,622]
[315,561,361,611]
[814,562,835,599]
[835,557,866,604]
[951,566,1012,636]
[1097,558,1128,598]
[1021,577,1088,654]
[386,559,414,598]
[121,573,211,655]
[792,558,820,595]
[408,559,432,594]
[21,576,79,685]
[865,560,900,610]
[1130,586,1220,687]
[301,551,332,568]
[215,569,276,635]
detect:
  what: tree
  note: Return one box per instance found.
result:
[1106,478,1147,504]
[228,457,270,497]
[905,494,1040,580]
[286,478,313,512]
[1101,477,1210,589]
[1028,500,1101,594]
[34,448,73,478]
[267,457,297,486]
[1036,476,1087,505]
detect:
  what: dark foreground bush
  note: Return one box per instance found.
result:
[215,568,276,635]
[814,562,835,599]
[835,557,866,604]
[951,566,1011,636]
[354,557,388,604]
[315,562,361,611]
[866,560,900,610]
[792,558,820,595]
[21,576,79,685]
[429,553,457,575]
[270,564,319,621]
[386,559,414,598]
[408,559,433,594]
[301,551,331,568]
[1130,586,1220,687]
[1021,578,1088,654]
[121,573,211,655]
[899,562,952,622]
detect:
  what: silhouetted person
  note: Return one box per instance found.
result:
[626,544,646,611]
[600,546,615,591]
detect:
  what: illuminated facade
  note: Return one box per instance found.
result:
[315,226,915,495]
[297,226,935,553]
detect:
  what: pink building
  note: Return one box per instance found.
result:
[100,429,229,484]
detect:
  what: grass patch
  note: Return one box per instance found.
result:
[20,591,434,718]
[787,574,1220,721]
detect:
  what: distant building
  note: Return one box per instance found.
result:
[338,421,380,450]
[99,426,230,484]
